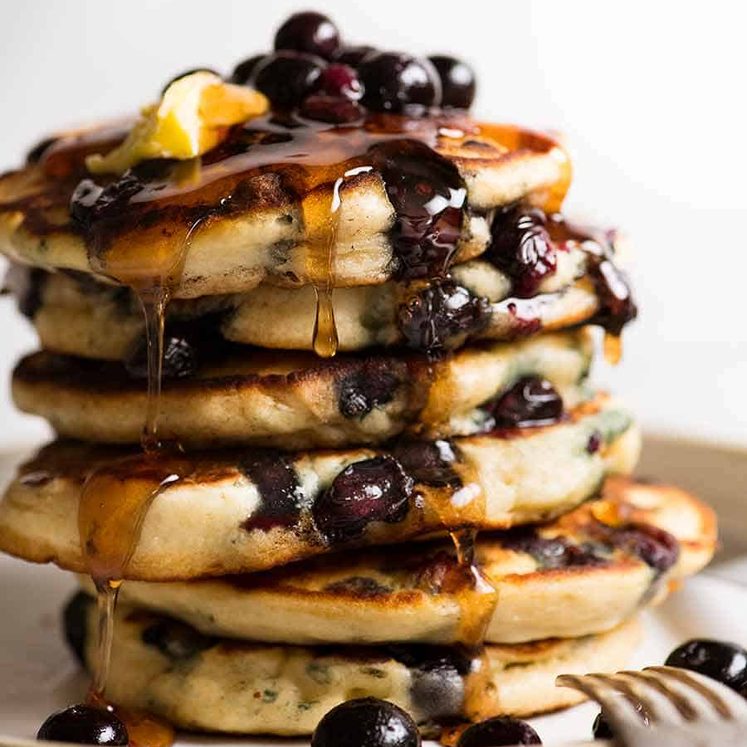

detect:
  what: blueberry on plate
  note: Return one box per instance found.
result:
[592,711,613,739]
[457,716,542,746]
[428,55,476,109]
[665,639,747,692]
[274,11,341,59]
[359,52,441,112]
[229,54,267,85]
[253,51,326,109]
[311,697,420,747]
[37,704,128,745]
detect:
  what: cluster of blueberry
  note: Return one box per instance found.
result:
[307,638,747,746]
[174,11,477,124]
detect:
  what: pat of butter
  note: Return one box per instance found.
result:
[86,71,268,175]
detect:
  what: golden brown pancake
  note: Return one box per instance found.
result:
[86,477,716,645]
[0,395,640,579]
[12,330,593,448]
[0,114,569,298]
[65,592,641,735]
[9,241,618,358]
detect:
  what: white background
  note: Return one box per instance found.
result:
[0,0,744,449]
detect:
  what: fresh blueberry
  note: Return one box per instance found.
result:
[274,11,340,59]
[457,716,542,746]
[312,456,413,544]
[37,705,128,745]
[428,55,476,108]
[311,697,420,747]
[253,51,326,109]
[359,52,441,112]
[665,639,747,692]
[229,54,267,85]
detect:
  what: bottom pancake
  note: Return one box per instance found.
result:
[66,593,641,736]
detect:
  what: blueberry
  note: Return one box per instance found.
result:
[592,711,613,740]
[665,639,747,692]
[229,54,267,85]
[457,716,542,746]
[338,366,399,419]
[334,45,376,67]
[37,705,128,745]
[254,51,326,109]
[487,206,556,297]
[125,331,197,380]
[312,456,413,544]
[398,280,490,356]
[490,377,563,429]
[369,140,466,280]
[428,55,476,109]
[161,67,221,94]
[274,11,340,60]
[612,524,679,575]
[319,63,364,100]
[359,53,441,112]
[300,95,364,124]
[391,439,461,488]
[311,697,420,747]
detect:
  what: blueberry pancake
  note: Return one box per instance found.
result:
[0,395,639,579]
[65,592,641,735]
[0,111,569,299]
[7,212,634,359]
[87,477,715,646]
[12,330,593,448]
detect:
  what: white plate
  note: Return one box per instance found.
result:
[0,435,746,746]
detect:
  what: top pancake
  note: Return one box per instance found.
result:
[0,113,569,298]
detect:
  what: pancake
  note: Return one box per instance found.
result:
[8,217,634,359]
[0,395,640,579]
[87,477,716,645]
[65,592,641,735]
[12,330,593,448]
[0,114,569,299]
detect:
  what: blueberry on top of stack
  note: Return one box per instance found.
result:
[0,11,718,745]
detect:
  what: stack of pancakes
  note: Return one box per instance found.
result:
[0,76,717,737]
